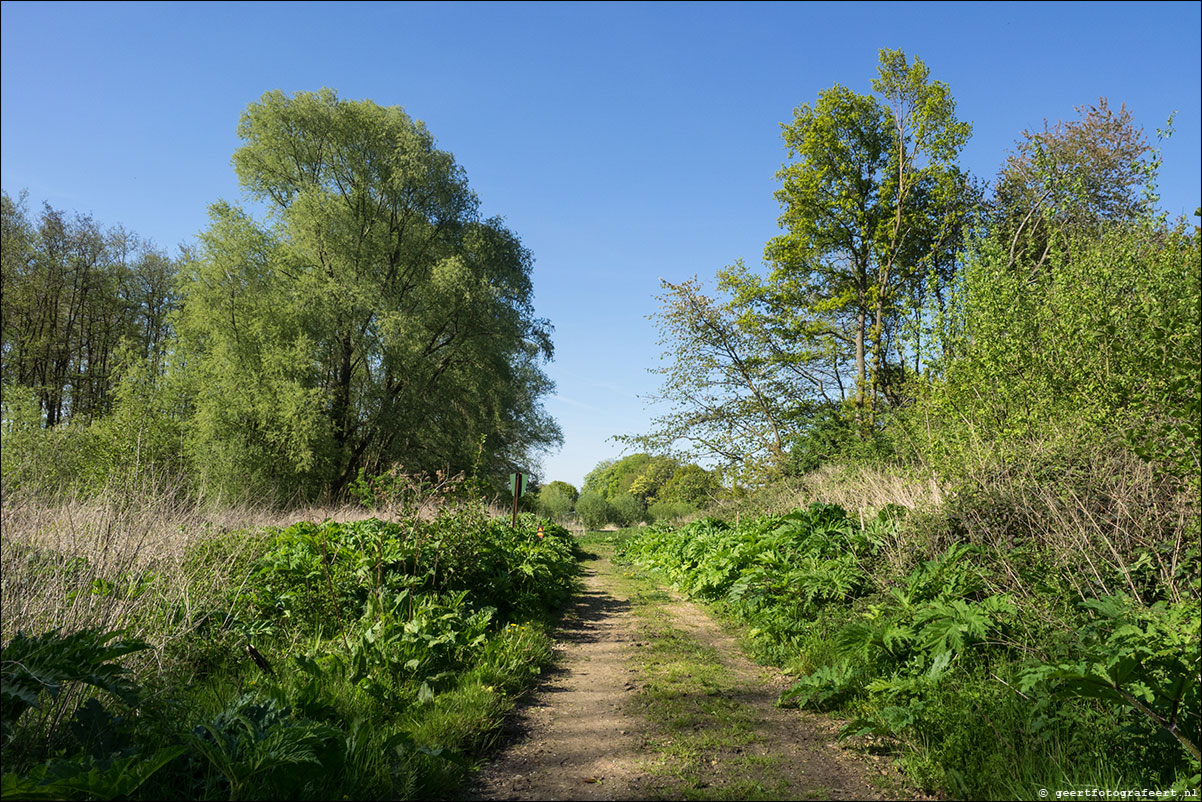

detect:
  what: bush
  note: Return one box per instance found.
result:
[535,481,577,520]
[608,493,646,526]
[575,491,612,529]
[647,499,696,523]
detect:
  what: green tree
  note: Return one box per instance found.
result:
[177,89,561,500]
[609,492,647,526]
[582,453,682,502]
[763,49,972,428]
[918,217,1200,481]
[1,192,177,430]
[536,480,578,520]
[619,279,794,476]
[657,463,719,506]
[575,491,613,530]
[993,98,1160,270]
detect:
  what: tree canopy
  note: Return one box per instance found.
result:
[631,50,975,479]
[2,89,562,502]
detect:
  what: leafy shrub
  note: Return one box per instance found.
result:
[575,491,613,529]
[618,502,1200,798]
[608,493,646,526]
[647,499,696,523]
[535,481,578,520]
[1020,595,1200,777]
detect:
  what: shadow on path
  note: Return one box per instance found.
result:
[467,553,648,801]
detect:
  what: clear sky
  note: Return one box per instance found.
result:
[3,1,1200,487]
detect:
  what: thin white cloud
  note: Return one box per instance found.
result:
[549,394,605,414]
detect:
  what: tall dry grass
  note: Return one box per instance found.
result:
[708,441,1197,605]
[944,445,1199,604]
[710,462,947,523]
[0,472,366,663]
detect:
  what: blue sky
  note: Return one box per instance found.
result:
[3,1,1200,487]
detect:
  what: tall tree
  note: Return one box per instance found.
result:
[868,50,973,415]
[764,85,889,422]
[763,50,972,428]
[993,98,1159,270]
[1,191,176,428]
[177,89,560,499]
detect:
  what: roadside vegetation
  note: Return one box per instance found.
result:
[2,473,578,799]
[603,49,1201,802]
[617,504,1198,798]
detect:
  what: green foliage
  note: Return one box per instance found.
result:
[248,514,576,635]
[186,695,339,800]
[3,87,564,505]
[1020,595,1200,768]
[784,403,856,475]
[619,279,796,476]
[618,503,1200,798]
[657,463,719,506]
[1,628,149,740]
[1,745,188,801]
[582,454,654,500]
[630,51,976,478]
[580,454,720,519]
[608,492,647,526]
[534,480,577,520]
[2,507,579,800]
[646,499,696,523]
[172,88,561,500]
[993,99,1161,268]
[917,220,1201,476]
[575,490,613,530]
[0,191,177,431]
[760,49,973,429]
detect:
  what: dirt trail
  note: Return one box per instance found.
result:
[469,546,906,801]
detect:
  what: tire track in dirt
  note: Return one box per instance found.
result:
[468,545,912,801]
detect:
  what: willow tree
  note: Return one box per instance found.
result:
[178,89,560,499]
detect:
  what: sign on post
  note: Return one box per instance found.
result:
[509,472,529,528]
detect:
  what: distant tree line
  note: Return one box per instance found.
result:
[1,197,175,427]
[533,453,721,528]
[1,89,562,502]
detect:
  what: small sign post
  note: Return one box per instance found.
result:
[509,472,528,528]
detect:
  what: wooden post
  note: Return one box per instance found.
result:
[511,473,521,528]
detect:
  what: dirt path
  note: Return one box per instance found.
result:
[469,544,909,801]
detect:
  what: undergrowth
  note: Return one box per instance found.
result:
[616,500,1200,800]
[1,496,578,800]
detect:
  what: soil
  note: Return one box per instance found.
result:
[468,545,916,801]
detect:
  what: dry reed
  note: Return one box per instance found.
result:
[0,473,365,662]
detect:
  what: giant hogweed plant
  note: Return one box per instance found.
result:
[1019,594,1200,775]
[3,505,579,800]
[620,502,1199,795]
